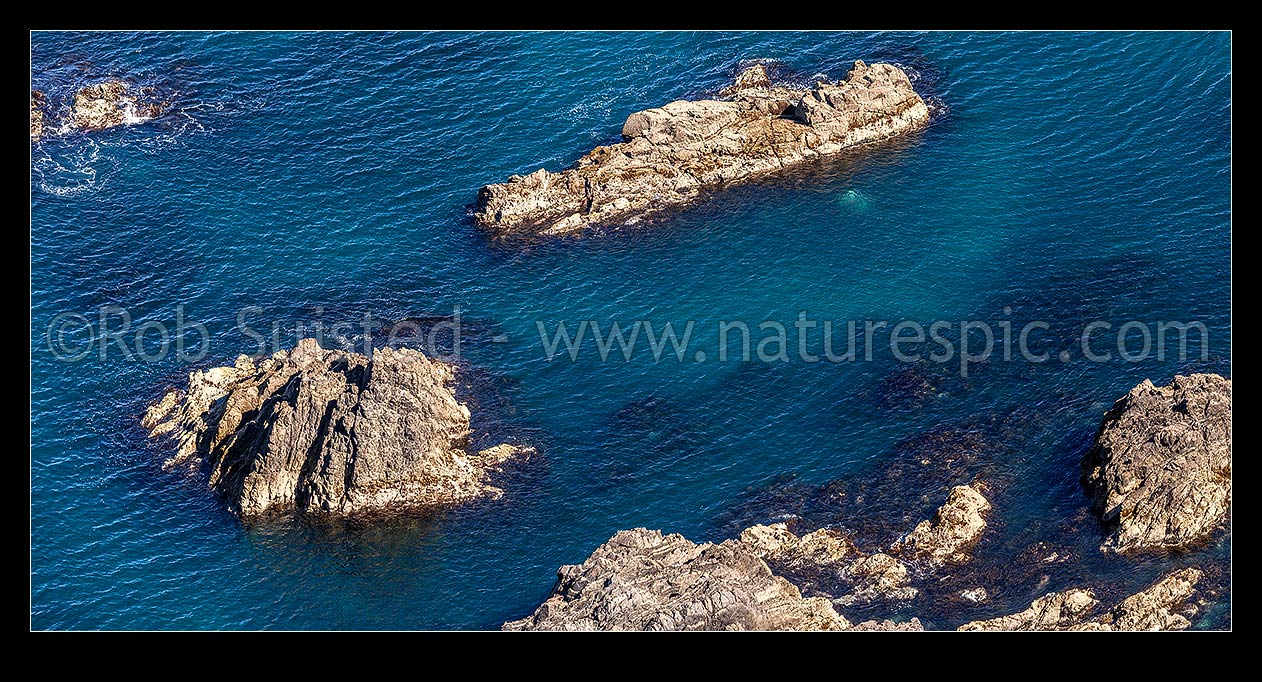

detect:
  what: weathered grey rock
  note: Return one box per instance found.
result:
[31,90,45,139]
[143,338,529,518]
[958,568,1204,631]
[1082,374,1232,552]
[71,80,164,132]
[503,528,851,631]
[958,589,1101,631]
[475,60,929,236]
[1106,568,1202,630]
[891,483,991,567]
[739,523,918,607]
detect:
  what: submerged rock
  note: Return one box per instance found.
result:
[958,568,1204,631]
[475,60,929,237]
[143,338,530,518]
[502,528,851,631]
[71,80,165,132]
[30,90,45,139]
[891,483,991,567]
[1082,374,1231,552]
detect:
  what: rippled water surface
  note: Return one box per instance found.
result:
[31,32,1231,629]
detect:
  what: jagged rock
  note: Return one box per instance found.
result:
[31,90,45,139]
[1106,568,1203,631]
[71,80,164,132]
[739,523,918,607]
[719,63,772,94]
[143,338,530,518]
[1082,374,1232,552]
[475,60,929,236]
[958,568,1203,631]
[503,528,851,631]
[736,483,991,608]
[958,589,1100,631]
[891,483,991,566]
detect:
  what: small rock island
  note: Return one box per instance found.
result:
[1082,373,1232,552]
[475,61,930,237]
[144,338,530,519]
[30,80,166,140]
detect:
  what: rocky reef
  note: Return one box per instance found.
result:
[959,568,1205,631]
[1082,373,1232,552]
[143,338,529,518]
[72,80,164,132]
[506,483,986,630]
[507,366,1234,630]
[502,528,922,631]
[740,482,990,609]
[475,60,929,237]
[30,80,166,140]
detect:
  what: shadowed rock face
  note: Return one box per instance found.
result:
[958,568,1204,631]
[502,528,922,631]
[1082,374,1232,552]
[475,60,929,237]
[143,338,529,518]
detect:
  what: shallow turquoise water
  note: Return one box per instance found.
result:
[31,31,1231,629]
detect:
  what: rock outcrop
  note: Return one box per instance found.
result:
[738,482,988,608]
[475,60,929,236]
[739,523,918,607]
[958,568,1204,631]
[143,338,529,518]
[31,90,45,139]
[508,483,992,629]
[503,528,924,631]
[1082,374,1232,552]
[71,80,164,132]
[891,483,991,567]
[959,589,1100,631]
[503,528,848,631]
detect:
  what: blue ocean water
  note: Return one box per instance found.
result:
[31,32,1231,630]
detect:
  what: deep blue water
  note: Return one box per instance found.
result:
[31,32,1231,630]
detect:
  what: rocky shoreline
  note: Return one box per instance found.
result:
[506,374,1231,631]
[143,338,530,519]
[474,61,930,237]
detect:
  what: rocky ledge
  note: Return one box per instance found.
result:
[143,338,530,518]
[502,528,921,632]
[959,568,1205,631]
[1082,373,1232,552]
[475,61,929,237]
[505,483,987,630]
